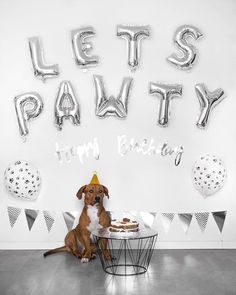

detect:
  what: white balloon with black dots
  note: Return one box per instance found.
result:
[192,155,227,197]
[4,160,41,201]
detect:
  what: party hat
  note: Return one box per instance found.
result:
[90,172,100,185]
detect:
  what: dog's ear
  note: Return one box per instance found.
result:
[103,185,110,198]
[76,185,87,200]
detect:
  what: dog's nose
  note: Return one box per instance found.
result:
[95,196,100,202]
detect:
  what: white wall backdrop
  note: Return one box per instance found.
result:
[0,0,236,248]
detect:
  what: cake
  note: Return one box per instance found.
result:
[109,218,139,234]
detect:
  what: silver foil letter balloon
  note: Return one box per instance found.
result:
[94,75,133,119]
[195,83,226,129]
[167,25,203,70]
[149,82,183,127]
[14,92,44,139]
[55,81,80,130]
[28,37,59,81]
[71,27,99,69]
[117,25,150,71]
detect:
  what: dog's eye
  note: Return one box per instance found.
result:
[99,190,103,193]
[89,190,94,193]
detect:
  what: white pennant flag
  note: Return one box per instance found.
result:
[161,213,175,233]
[178,213,193,234]
[63,211,77,231]
[140,212,157,228]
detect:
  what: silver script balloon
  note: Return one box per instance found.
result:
[149,82,182,127]
[195,83,226,129]
[14,92,44,138]
[94,75,133,119]
[117,25,150,71]
[55,81,80,130]
[28,37,59,81]
[167,25,203,70]
[71,27,99,69]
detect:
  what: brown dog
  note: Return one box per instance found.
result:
[44,183,112,262]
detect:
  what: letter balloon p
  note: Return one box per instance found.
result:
[14,92,44,140]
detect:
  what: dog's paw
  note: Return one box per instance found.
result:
[91,254,96,259]
[81,257,89,263]
[103,252,113,261]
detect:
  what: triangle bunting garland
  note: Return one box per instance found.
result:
[4,207,228,236]
[140,212,157,228]
[25,209,39,231]
[195,212,209,233]
[212,211,227,233]
[43,211,56,232]
[7,206,21,228]
[63,211,76,231]
[161,213,175,233]
[178,213,193,234]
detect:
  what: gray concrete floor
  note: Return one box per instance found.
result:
[0,250,236,295]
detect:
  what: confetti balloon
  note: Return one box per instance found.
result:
[192,155,227,197]
[4,161,41,201]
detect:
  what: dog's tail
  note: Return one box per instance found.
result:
[43,246,67,257]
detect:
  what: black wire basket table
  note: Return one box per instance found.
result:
[92,228,158,276]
